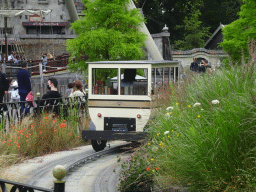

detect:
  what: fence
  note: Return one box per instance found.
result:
[0,96,87,133]
[1,54,70,78]
[0,165,67,192]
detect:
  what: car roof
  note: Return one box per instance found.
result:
[87,60,179,65]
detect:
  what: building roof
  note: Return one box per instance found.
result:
[172,48,224,55]
[87,60,179,64]
[204,24,225,49]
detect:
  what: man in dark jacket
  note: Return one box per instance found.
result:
[41,77,62,114]
[190,57,198,72]
[17,62,32,114]
[0,65,9,103]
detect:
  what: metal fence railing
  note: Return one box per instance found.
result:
[0,163,68,192]
[0,96,87,133]
[0,54,70,78]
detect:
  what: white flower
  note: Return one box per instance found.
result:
[164,131,170,135]
[166,106,174,111]
[165,113,170,118]
[212,100,220,104]
[193,102,201,107]
[201,109,204,111]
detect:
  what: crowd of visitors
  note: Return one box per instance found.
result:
[0,62,87,118]
[0,50,87,120]
[0,52,27,63]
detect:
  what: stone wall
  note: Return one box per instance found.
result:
[172,49,227,71]
[150,30,227,70]
[20,39,68,60]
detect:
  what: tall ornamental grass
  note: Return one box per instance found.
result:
[119,42,256,191]
[149,65,256,190]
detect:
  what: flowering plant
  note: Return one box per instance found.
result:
[211,99,219,104]
[118,144,156,191]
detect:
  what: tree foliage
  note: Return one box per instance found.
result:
[66,0,147,73]
[136,0,242,46]
[173,0,210,50]
[220,0,256,63]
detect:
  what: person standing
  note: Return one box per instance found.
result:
[0,65,9,103]
[8,79,20,103]
[190,57,198,72]
[198,59,211,73]
[17,62,32,114]
[202,59,212,73]
[8,53,14,61]
[42,53,47,72]
[13,55,20,74]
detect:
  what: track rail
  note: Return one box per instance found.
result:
[65,143,129,172]
[24,141,139,190]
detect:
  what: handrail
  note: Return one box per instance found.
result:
[1,55,70,77]
[0,164,67,192]
[0,96,88,133]
[0,178,52,192]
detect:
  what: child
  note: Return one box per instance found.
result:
[8,80,20,103]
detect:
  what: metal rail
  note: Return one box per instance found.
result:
[0,55,70,78]
[65,142,134,172]
[0,179,52,192]
[25,142,137,191]
[0,96,87,133]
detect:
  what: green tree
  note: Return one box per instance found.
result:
[174,0,210,50]
[221,0,256,63]
[137,0,241,46]
[66,0,147,73]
